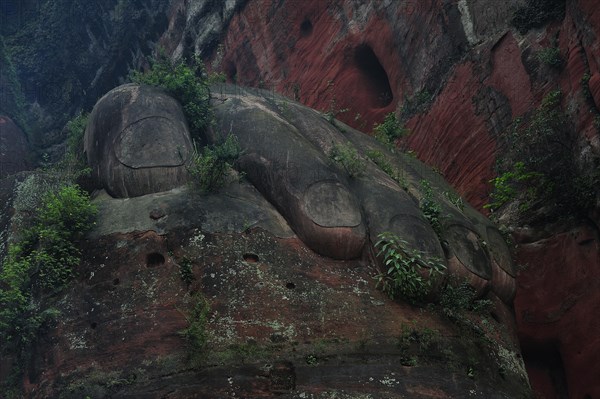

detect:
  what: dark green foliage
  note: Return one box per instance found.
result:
[188,134,242,192]
[440,281,493,316]
[581,73,593,101]
[329,143,365,178]
[0,184,96,388]
[374,232,446,304]
[180,293,210,366]
[400,89,433,121]
[131,53,212,141]
[488,90,599,219]
[536,47,564,69]
[178,258,195,286]
[366,149,408,190]
[0,36,29,134]
[3,0,170,138]
[372,112,410,149]
[420,180,444,237]
[511,0,566,35]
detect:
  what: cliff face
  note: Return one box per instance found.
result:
[0,84,531,398]
[159,0,600,397]
[0,0,599,397]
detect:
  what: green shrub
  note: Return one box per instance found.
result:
[130,53,211,141]
[0,184,96,384]
[329,143,365,178]
[372,112,409,149]
[440,281,492,315]
[484,161,545,212]
[537,47,563,69]
[400,89,432,121]
[366,149,408,190]
[443,190,465,211]
[188,134,241,192]
[511,0,566,35]
[374,232,446,303]
[420,180,444,237]
[180,293,210,366]
[489,90,599,219]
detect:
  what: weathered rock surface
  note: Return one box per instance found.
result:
[1,86,530,397]
[157,0,600,396]
[85,84,193,198]
[0,116,30,178]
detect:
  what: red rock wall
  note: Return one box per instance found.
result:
[159,0,600,396]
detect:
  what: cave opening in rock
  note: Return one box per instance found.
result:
[300,18,313,37]
[243,253,259,263]
[146,252,165,267]
[353,44,393,108]
[522,341,569,397]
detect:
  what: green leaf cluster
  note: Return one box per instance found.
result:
[188,134,242,192]
[536,47,563,69]
[420,180,444,237]
[130,53,211,141]
[511,0,566,34]
[366,149,408,190]
[180,293,210,366]
[488,90,599,219]
[374,232,446,303]
[0,185,96,356]
[372,112,409,149]
[329,143,365,178]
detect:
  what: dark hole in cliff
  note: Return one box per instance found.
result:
[225,62,238,82]
[113,278,120,286]
[243,253,259,263]
[90,322,97,330]
[521,341,569,397]
[146,252,165,267]
[353,44,393,108]
[300,18,313,37]
[286,282,296,289]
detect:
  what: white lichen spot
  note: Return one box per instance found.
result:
[379,374,399,387]
[189,229,205,248]
[66,332,88,350]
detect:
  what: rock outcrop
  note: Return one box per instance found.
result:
[85,84,193,198]
[0,116,30,177]
[157,0,600,396]
[1,85,530,398]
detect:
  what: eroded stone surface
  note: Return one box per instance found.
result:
[84,84,193,198]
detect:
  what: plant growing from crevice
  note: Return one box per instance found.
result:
[439,280,493,318]
[536,47,564,69]
[130,52,212,142]
[374,232,446,304]
[0,184,96,390]
[400,89,433,121]
[420,180,444,237]
[329,143,365,178]
[487,89,599,220]
[443,190,465,211]
[188,133,242,192]
[366,149,408,190]
[372,112,410,150]
[180,293,210,367]
[510,0,566,35]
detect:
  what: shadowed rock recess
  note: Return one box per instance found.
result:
[0,84,530,397]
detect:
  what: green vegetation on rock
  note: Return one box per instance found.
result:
[374,232,446,303]
[511,0,566,34]
[130,53,212,141]
[0,184,96,389]
[487,90,599,220]
[372,112,409,149]
[188,134,242,192]
[329,143,365,178]
[536,47,564,69]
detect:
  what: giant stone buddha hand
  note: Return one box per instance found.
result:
[85,83,516,306]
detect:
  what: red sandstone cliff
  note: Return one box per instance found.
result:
[159,0,600,397]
